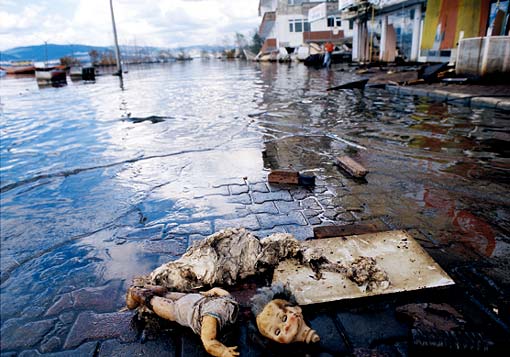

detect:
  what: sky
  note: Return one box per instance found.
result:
[0,0,261,50]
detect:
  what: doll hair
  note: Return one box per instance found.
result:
[250,283,297,317]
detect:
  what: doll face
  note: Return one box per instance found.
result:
[256,299,304,344]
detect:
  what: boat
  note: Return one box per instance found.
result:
[35,65,67,85]
[1,61,36,75]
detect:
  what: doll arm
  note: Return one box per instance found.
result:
[201,287,231,297]
[200,315,239,357]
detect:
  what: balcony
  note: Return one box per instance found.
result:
[303,30,345,43]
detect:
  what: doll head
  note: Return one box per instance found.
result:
[251,284,319,344]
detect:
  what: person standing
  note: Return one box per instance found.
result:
[323,41,334,68]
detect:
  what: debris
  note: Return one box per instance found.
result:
[336,156,368,178]
[327,78,369,91]
[268,170,315,186]
[411,328,494,353]
[268,170,299,184]
[396,303,465,331]
[313,223,382,239]
[273,231,454,305]
[418,63,449,83]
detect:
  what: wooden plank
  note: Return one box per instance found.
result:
[313,222,385,239]
[268,170,299,184]
[336,156,368,178]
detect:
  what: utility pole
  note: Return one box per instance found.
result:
[110,0,123,77]
[44,41,48,66]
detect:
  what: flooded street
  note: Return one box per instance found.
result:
[1,61,509,354]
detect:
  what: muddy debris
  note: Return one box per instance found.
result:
[336,156,368,178]
[268,169,315,186]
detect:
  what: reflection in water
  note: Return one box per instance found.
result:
[0,62,509,337]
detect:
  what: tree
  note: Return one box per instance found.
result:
[89,50,99,65]
[250,29,264,54]
[60,56,80,67]
[235,32,247,49]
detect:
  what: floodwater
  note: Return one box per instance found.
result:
[1,61,509,353]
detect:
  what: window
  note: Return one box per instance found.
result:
[295,20,303,32]
[289,19,308,33]
[349,19,354,30]
[327,16,342,27]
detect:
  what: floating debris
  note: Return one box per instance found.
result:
[336,156,368,178]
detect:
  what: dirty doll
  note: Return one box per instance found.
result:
[127,285,240,357]
[126,283,319,357]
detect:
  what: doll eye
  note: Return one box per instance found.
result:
[282,315,287,322]
[275,328,280,336]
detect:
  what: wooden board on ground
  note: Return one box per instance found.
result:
[336,156,368,178]
[272,230,454,305]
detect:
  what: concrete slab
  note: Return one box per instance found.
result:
[272,230,454,305]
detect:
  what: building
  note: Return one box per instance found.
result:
[338,0,426,62]
[258,1,353,54]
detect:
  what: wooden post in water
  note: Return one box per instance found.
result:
[110,0,123,77]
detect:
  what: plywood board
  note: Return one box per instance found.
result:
[272,230,454,305]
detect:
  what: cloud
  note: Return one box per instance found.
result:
[0,0,260,50]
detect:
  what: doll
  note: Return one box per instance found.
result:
[127,285,240,357]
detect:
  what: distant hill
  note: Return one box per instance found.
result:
[1,43,232,63]
[1,44,109,62]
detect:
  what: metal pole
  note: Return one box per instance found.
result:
[45,41,48,66]
[110,0,123,77]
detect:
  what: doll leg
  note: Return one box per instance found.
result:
[150,296,178,321]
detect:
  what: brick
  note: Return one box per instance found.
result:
[268,170,299,184]
[99,338,177,357]
[336,156,368,178]
[0,318,56,350]
[252,191,292,204]
[227,193,252,205]
[46,294,74,316]
[64,311,137,349]
[314,222,385,239]
[40,336,62,353]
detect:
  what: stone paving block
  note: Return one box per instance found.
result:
[304,209,321,219]
[70,281,123,313]
[252,190,293,204]
[291,189,314,200]
[257,212,307,230]
[188,234,207,246]
[275,200,301,214]
[249,182,269,193]
[307,313,350,355]
[180,330,210,357]
[336,309,408,348]
[169,221,212,236]
[227,193,252,205]
[18,342,98,357]
[252,227,288,238]
[307,216,322,225]
[284,225,314,240]
[46,294,74,316]
[214,215,260,231]
[0,318,56,351]
[248,202,278,214]
[302,197,322,210]
[64,311,137,349]
[229,184,249,195]
[40,336,62,353]
[142,238,188,256]
[192,185,230,198]
[99,338,177,356]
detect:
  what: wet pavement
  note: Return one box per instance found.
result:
[1,61,509,356]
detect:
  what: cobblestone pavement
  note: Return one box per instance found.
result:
[1,62,509,356]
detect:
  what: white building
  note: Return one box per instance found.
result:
[258,1,353,53]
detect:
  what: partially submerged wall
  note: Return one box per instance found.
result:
[456,36,510,79]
